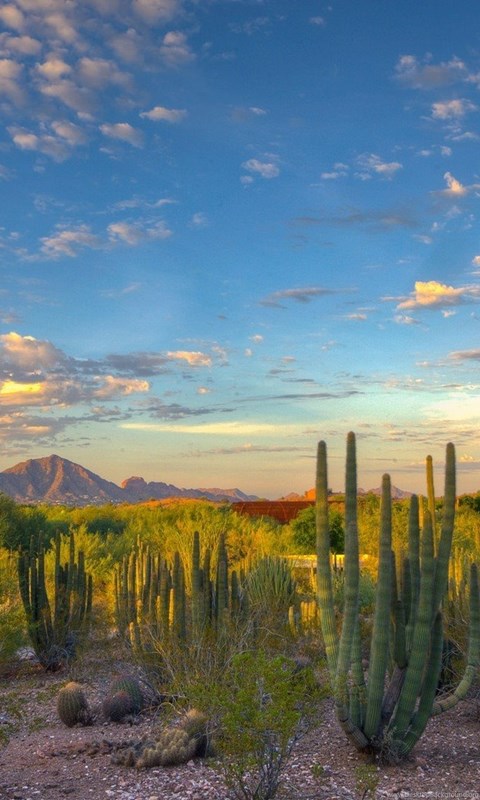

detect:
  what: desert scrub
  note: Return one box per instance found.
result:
[188,649,324,800]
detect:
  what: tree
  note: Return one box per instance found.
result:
[0,494,52,552]
[291,505,344,554]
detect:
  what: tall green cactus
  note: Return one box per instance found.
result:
[18,532,93,671]
[316,433,480,761]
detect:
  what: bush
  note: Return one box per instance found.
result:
[188,650,324,800]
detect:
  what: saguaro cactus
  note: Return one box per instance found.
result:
[316,433,480,761]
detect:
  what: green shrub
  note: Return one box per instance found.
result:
[188,650,324,800]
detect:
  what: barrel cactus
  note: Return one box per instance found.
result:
[109,676,143,713]
[103,690,136,723]
[57,682,92,728]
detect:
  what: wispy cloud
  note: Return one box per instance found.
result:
[40,225,102,258]
[355,153,403,180]
[121,421,286,435]
[260,287,341,308]
[448,349,480,361]
[107,220,172,244]
[431,98,477,120]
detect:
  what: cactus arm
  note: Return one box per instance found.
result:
[396,610,444,757]
[349,616,366,730]
[315,440,338,681]
[333,434,368,749]
[390,510,435,740]
[432,562,480,715]
[406,495,420,651]
[426,455,437,551]
[363,474,393,741]
[432,442,456,614]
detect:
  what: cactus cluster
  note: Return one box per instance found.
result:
[113,531,253,653]
[57,682,92,727]
[18,532,93,671]
[111,709,209,768]
[316,433,480,761]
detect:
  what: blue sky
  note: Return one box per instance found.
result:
[1,0,480,497]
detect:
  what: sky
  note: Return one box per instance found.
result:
[1,0,480,498]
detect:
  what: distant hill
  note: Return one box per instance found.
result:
[304,485,413,501]
[0,454,258,506]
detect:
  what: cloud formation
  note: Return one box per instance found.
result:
[396,281,480,311]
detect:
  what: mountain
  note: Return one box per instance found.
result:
[0,454,258,506]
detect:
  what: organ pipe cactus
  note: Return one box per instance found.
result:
[18,532,93,671]
[316,432,480,761]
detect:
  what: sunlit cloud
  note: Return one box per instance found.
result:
[121,421,289,435]
[166,350,212,367]
[396,280,480,311]
[93,376,150,399]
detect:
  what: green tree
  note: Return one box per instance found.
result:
[291,505,344,554]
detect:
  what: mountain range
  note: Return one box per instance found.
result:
[0,454,258,506]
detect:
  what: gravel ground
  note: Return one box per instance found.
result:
[1,654,480,800]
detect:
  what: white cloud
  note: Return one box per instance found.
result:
[100,122,144,148]
[190,212,208,227]
[321,162,349,180]
[160,31,195,67]
[0,5,26,32]
[0,34,41,55]
[35,55,71,81]
[355,153,402,180]
[0,58,25,105]
[77,57,131,90]
[51,120,87,146]
[250,334,263,343]
[40,79,95,115]
[395,55,467,88]
[242,158,280,179]
[40,225,101,258]
[9,121,86,161]
[133,0,182,23]
[107,220,172,245]
[310,16,326,26]
[140,105,187,122]
[431,98,477,120]
[43,11,79,45]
